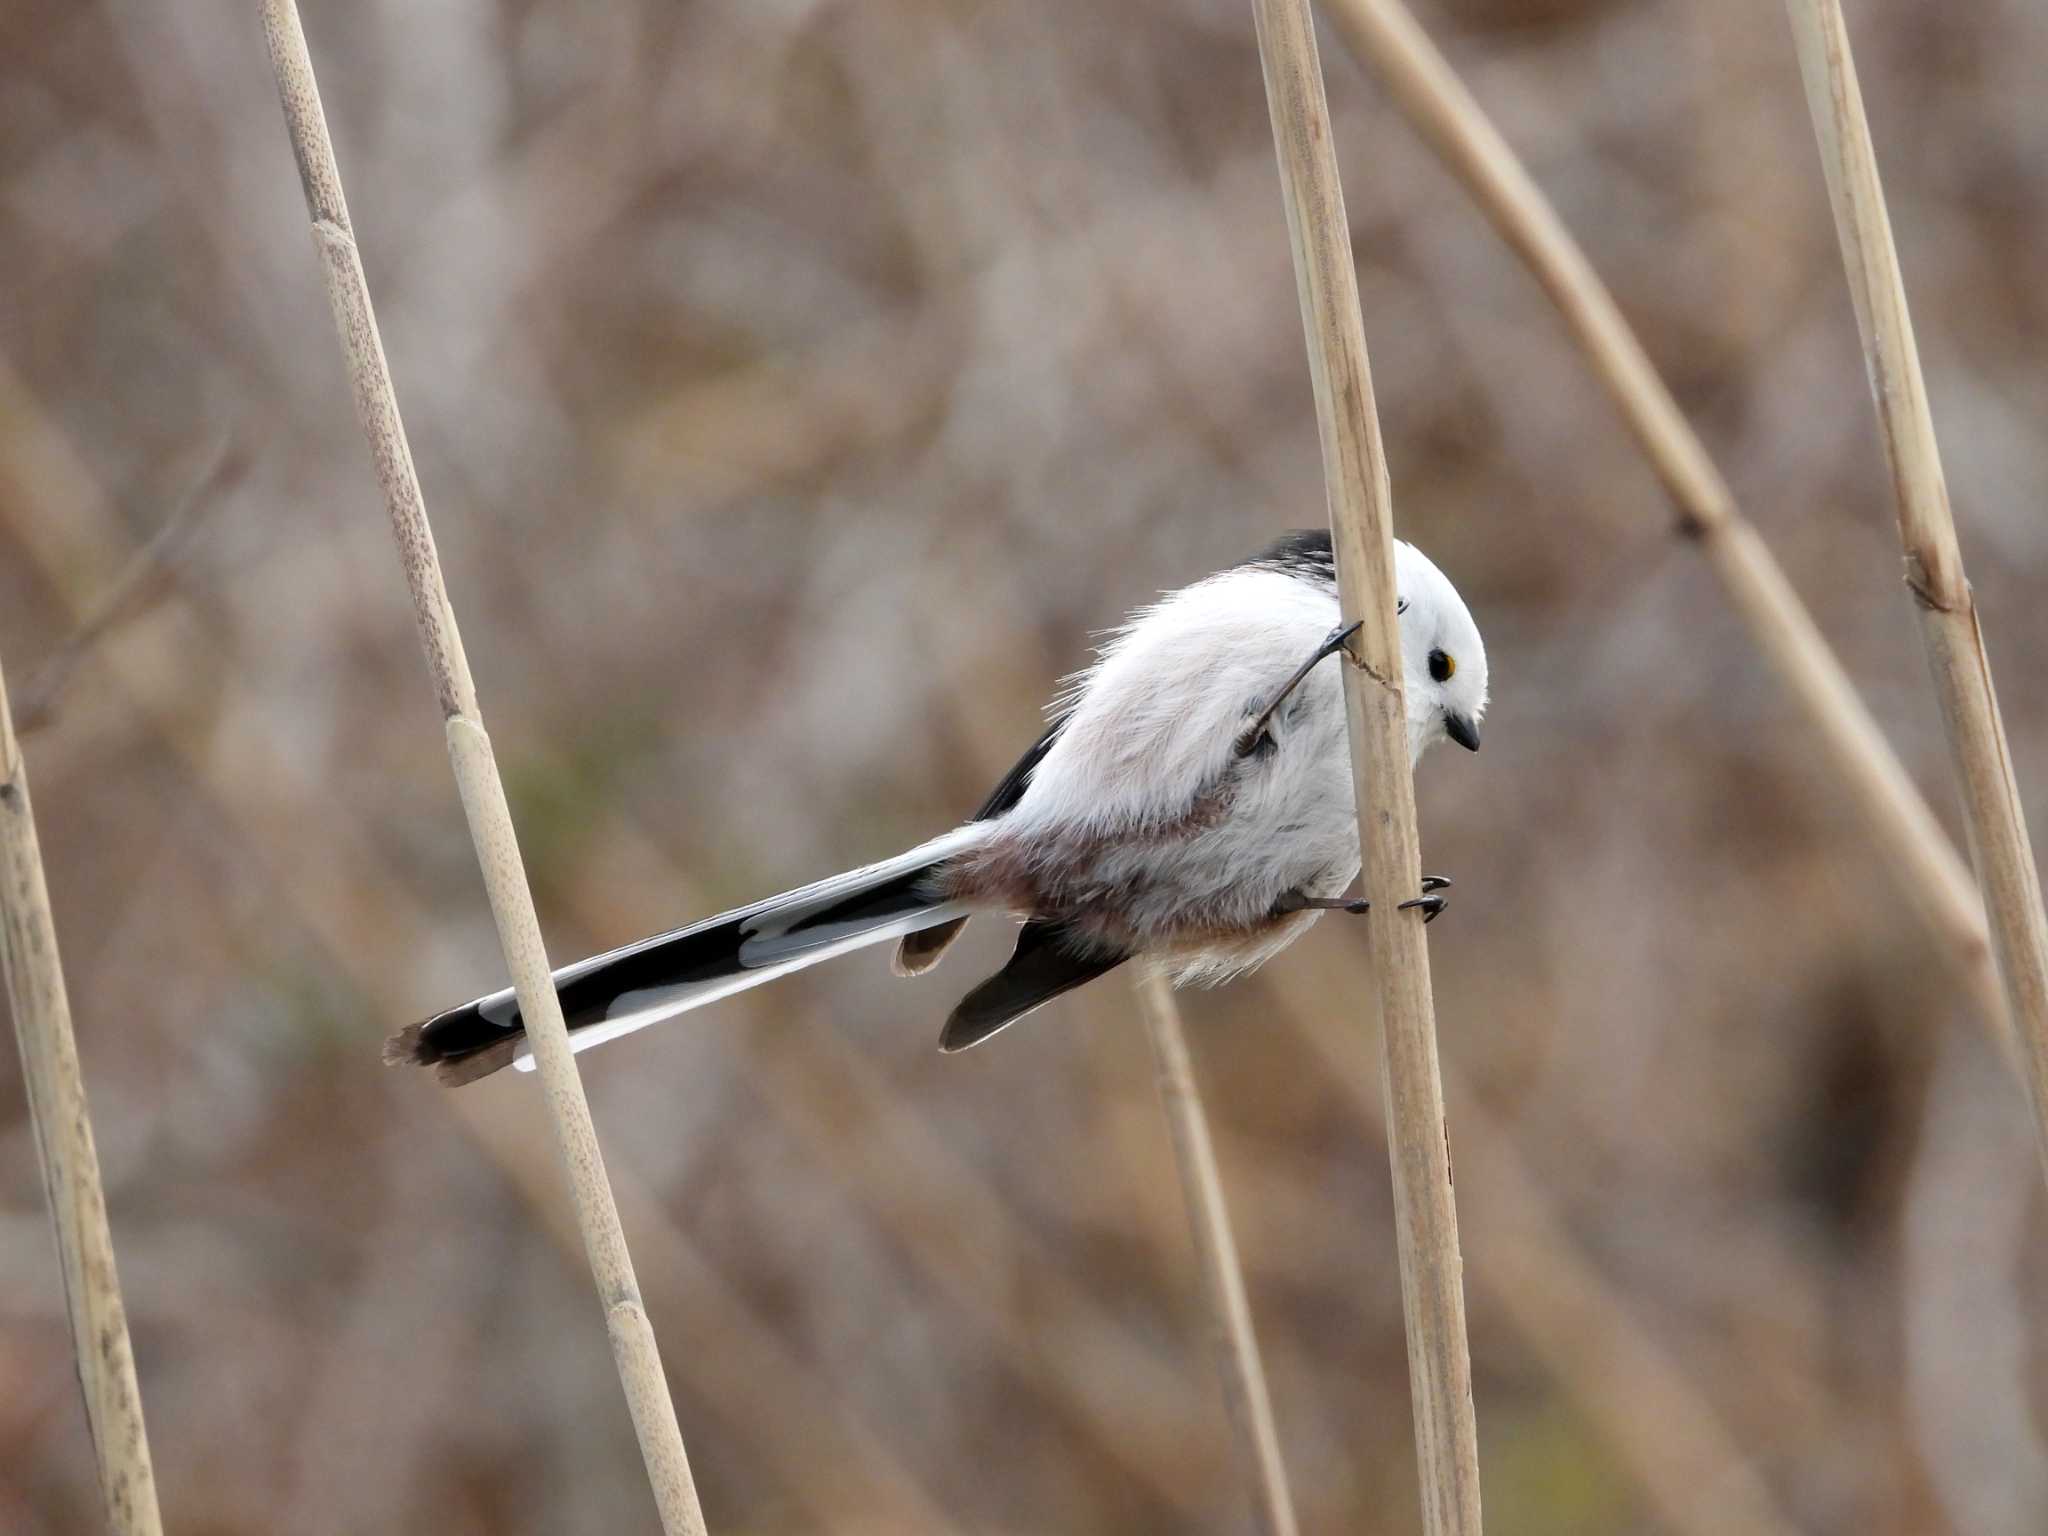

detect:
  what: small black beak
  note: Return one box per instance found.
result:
[1445,712,1482,753]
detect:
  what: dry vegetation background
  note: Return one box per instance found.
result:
[4,0,2048,1532]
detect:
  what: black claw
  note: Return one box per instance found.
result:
[1419,875,1452,893]
[1398,894,1449,923]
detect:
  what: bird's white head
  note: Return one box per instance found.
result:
[1394,540,1488,761]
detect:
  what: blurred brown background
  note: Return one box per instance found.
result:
[5,0,2047,1531]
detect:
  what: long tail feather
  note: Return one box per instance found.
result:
[388,825,991,1084]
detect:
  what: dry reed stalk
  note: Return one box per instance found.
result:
[258,4,706,1528]
[1247,1,1484,1530]
[0,653,164,1536]
[1783,0,2048,1179]
[1320,0,2012,1059]
[1135,972,1299,1536]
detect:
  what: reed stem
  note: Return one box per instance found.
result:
[1247,1,1485,1528]
[1137,972,1299,1536]
[0,652,165,1536]
[259,4,708,1527]
[1322,0,2011,1060]
[1785,0,2048,1181]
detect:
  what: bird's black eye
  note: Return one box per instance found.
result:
[1428,649,1455,683]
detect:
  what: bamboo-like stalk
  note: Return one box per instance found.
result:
[1246,2,1484,1530]
[0,652,165,1536]
[257,5,707,1529]
[1783,0,2048,1178]
[1320,0,2012,1060]
[1135,972,1299,1536]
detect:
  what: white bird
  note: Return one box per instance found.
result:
[388,530,1489,1084]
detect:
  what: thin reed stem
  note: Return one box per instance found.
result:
[1247,2,1484,1530]
[1136,972,1299,1536]
[1320,0,2011,1060]
[1784,0,2048,1180]
[258,4,708,1528]
[0,652,164,1536]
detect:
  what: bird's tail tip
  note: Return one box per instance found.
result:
[382,1021,429,1067]
[383,1016,522,1086]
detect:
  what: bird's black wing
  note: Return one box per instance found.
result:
[939,921,1127,1051]
[893,713,1068,977]
[969,713,1067,821]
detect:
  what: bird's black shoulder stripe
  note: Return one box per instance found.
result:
[1241,529,1407,609]
[971,713,1067,822]
[1243,528,1336,585]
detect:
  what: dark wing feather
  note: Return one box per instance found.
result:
[969,713,1067,821]
[894,713,1068,976]
[938,922,1125,1052]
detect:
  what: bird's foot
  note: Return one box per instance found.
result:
[1234,620,1364,758]
[1271,875,1452,921]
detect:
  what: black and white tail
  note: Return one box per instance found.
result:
[387,825,993,1085]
